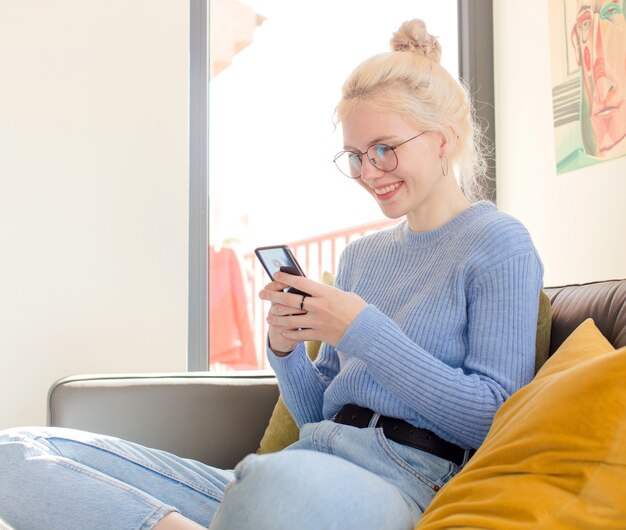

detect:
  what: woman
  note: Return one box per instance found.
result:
[0,20,543,530]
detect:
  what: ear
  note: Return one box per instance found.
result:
[437,126,455,157]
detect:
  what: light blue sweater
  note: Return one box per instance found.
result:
[269,201,544,449]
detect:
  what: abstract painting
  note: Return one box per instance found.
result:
[548,0,626,173]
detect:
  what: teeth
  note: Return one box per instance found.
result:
[374,182,400,195]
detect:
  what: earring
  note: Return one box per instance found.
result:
[440,155,449,177]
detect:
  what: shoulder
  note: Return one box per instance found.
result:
[452,201,532,252]
[458,202,543,280]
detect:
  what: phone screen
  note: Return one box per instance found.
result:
[254,245,308,296]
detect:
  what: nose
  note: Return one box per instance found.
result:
[589,15,617,103]
[359,156,385,183]
[591,14,606,79]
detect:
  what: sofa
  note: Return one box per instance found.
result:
[48,279,626,528]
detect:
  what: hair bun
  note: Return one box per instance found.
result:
[389,19,441,63]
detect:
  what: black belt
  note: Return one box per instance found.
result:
[333,404,471,467]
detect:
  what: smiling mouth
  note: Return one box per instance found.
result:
[595,105,620,117]
[373,182,401,195]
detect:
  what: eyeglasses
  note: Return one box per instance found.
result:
[333,132,426,179]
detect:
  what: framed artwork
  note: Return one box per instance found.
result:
[548,0,626,174]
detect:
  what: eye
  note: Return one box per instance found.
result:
[601,3,622,20]
[368,144,393,166]
[348,152,362,169]
[374,145,393,157]
[578,11,591,42]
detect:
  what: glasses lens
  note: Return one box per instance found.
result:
[367,144,397,172]
[334,151,362,178]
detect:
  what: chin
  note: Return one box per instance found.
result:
[377,205,407,221]
[600,142,626,158]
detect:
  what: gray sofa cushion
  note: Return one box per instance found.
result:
[48,372,279,469]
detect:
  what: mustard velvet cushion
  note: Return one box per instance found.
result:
[416,318,626,530]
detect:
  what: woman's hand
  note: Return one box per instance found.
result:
[259,272,367,356]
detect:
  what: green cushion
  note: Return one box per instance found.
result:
[535,289,552,373]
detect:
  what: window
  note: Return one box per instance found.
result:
[190,0,495,370]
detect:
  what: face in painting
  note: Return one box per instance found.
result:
[340,103,450,227]
[571,0,626,158]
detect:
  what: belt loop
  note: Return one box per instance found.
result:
[461,448,473,466]
[368,412,381,428]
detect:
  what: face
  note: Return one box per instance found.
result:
[571,0,626,157]
[340,103,450,226]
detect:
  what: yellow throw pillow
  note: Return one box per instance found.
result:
[416,318,626,530]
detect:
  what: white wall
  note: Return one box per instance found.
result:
[494,0,626,286]
[0,1,190,429]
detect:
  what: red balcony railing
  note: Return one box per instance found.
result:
[238,218,398,369]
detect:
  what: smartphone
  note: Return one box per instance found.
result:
[254,245,309,296]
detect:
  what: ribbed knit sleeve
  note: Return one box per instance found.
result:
[267,341,338,426]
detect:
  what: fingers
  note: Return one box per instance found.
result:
[262,279,291,293]
[299,293,306,311]
[267,316,316,352]
[259,285,310,312]
[267,302,306,317]
[266,307,308,355]
[273,272,318,296]
[279,326,318,342]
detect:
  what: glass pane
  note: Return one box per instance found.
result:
[208,0,459,370]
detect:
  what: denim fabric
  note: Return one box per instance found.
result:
[0,427,233,529]
[211,419,460,530]
[0,422,460,530]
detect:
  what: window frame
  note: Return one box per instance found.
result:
[188,0,209,371]
[458,0,496,201]
[189,0,495,370]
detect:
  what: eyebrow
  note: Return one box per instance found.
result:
[343,135,399,152]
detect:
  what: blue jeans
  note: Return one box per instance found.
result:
[0,420,462,529]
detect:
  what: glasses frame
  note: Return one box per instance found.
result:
[333,132,426,179]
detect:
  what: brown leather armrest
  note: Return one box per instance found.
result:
[544,279,626,354]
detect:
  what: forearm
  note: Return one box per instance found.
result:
[267,342,329,426]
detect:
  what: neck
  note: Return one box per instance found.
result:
[406,180,470,233]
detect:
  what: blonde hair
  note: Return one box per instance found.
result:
[335,19,488,202]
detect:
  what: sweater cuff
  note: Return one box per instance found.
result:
[337,305,383,358]
[267,340,308,373]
